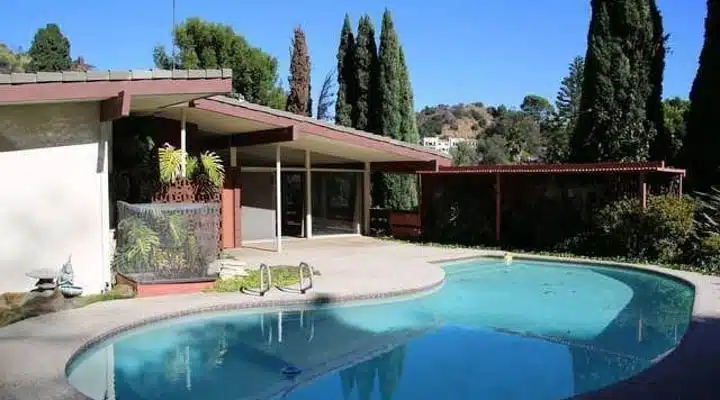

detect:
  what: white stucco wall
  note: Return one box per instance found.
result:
[0,102,110,294]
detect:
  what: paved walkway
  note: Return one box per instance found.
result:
[1,238,720,399]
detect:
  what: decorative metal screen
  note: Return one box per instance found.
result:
[114,201,220,282]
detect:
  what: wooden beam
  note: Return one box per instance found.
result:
[99,90,130,121]
[199,126,297,149]
[640,173,648,209]
[371,160,438,173]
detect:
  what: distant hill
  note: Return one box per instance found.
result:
[416,102,494,139]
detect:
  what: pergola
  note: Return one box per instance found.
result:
[419,161,686,243]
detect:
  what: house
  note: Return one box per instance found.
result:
[0,69,450,294]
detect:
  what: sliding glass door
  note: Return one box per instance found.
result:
[311,171,362,236]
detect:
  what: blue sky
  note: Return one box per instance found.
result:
[0,0,706,109]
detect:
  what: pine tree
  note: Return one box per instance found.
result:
[682,0,720,190]
[555,56,584,132]
[335,15,356,127]
[570,0,666,162]
[27,24,72,72]
[353,15,380,132]
[286,26,311,116]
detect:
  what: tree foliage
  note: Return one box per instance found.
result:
[27,24,71,72]
[556,56,585,131]
[286,26,311,116]
[374,10,418,211]
[335,14,356,127]
[682,0,720,190]
[353,15,380,132]
[153,18,286,109]
[660,97,690,165]
[0,44,29,73]
[451,141,477,166]
[571,0,666,162]
[484,108,544,162]
[520,94,555,123]
[316,69,336,121]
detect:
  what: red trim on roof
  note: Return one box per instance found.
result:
[0,79,231,104]
[191,98,451,165]
[420,161,685,176]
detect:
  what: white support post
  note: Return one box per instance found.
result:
[363,162,371,235]
[305,150,312,239]
[180,108,187,177]
[275,145,282,253]
[99,121,112,293]
[230,146,238,168]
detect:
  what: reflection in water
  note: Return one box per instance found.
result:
[68,260,694,400]
[340,346,406,400]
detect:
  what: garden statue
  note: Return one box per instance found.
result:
[58,256,83,298]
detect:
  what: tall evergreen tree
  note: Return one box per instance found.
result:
[556,56,585,132]
[353,15,380,132]
[286,26,311,116]
[377,10,402,140]
[398,47,419,145]
[682,0,720,190]
[570,0,666,162]
[335,15,356,127]
[375,10,419,210]
[27,24,71,72]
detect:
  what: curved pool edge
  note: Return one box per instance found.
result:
[63,276,447,379]
[2,241,720,400]
[461,252,720,399]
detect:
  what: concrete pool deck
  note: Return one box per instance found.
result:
[1,237,720,399]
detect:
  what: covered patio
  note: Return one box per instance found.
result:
[131,95,450,252]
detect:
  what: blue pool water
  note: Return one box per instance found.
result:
[68,259,694,400]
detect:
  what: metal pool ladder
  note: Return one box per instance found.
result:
[252,263,272,296]
[276,261,314,294]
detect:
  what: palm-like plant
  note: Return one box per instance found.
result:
[157,143,225,188]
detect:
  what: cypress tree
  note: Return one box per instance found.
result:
[682,0,720,190]
[335,15,356,126]
[27,23,72,72]
[570,0,666,162]
[375,10,418,210]
[378,10,402,140]
[353,15,380,132]
[286,26,311,116]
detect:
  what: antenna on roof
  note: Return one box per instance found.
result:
[171,0,176,70]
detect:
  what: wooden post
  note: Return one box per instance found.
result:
[180,108,187,177]
[678,175,684,197]
[363,162,371,235]
[495,173,501,242]
[275,145,282,253]
[639,173,648,209]
[305,150,312,238]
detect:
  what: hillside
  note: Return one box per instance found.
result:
[416,102,493,139]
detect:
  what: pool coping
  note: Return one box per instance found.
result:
[63,278,447,379]
[2,245,720,399]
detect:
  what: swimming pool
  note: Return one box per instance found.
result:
[67,258,694,399]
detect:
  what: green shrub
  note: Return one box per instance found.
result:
[591,195,695,264]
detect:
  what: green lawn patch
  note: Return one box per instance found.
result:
[207,265,321,292]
